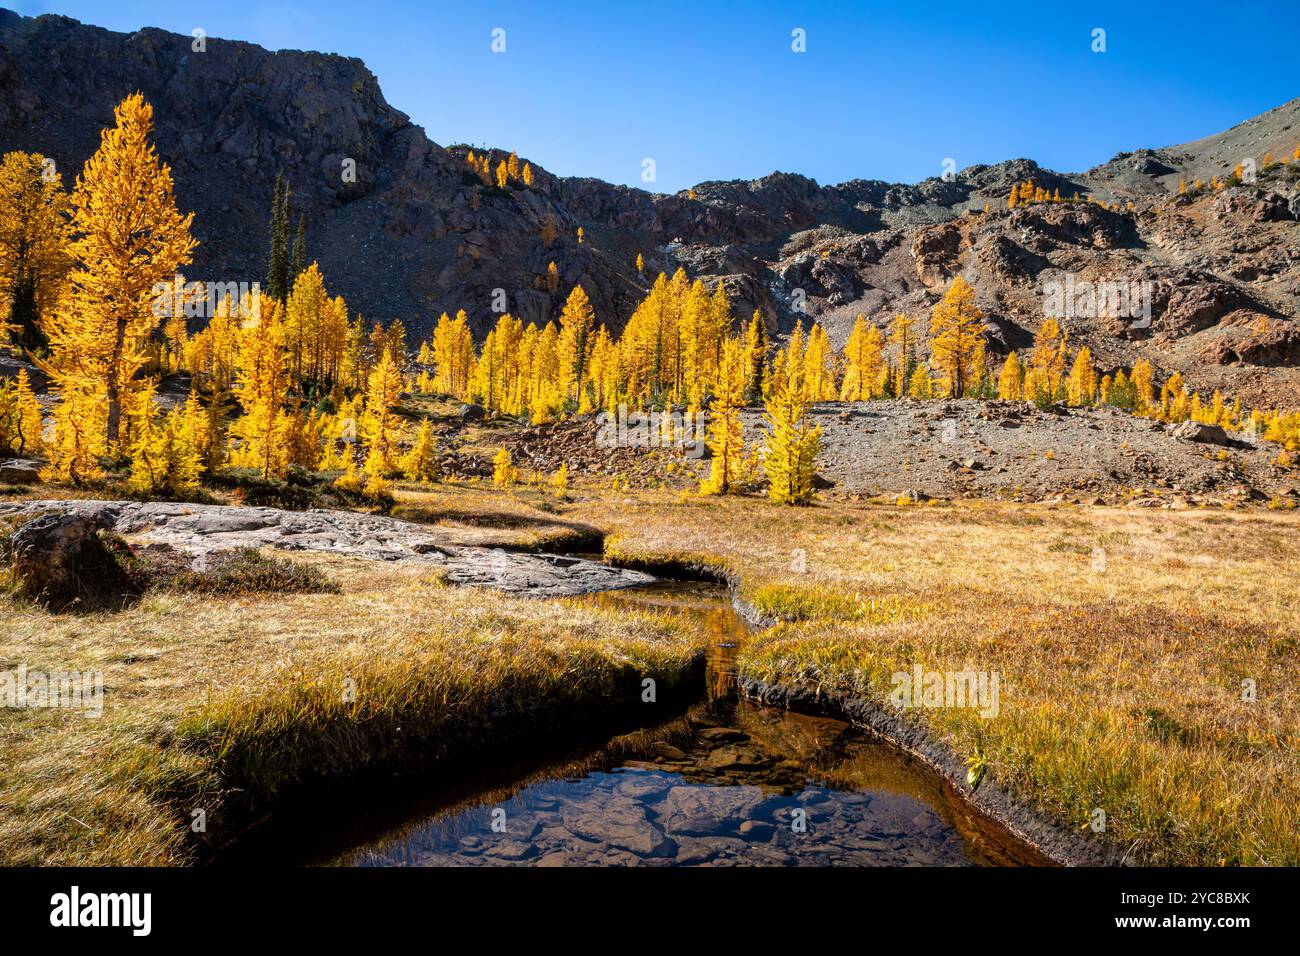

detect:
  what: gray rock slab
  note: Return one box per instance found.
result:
[0,500,652,598]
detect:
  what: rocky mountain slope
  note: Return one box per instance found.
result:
[2,11,1298,404]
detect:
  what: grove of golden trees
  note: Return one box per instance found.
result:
[1,94,1298,507]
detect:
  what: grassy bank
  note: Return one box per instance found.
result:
[397,483,1299,865]
[2,476,1296,866]
[0,550,702,865]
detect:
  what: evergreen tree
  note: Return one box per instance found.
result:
[266,173,290,302]
[290,215,307,288]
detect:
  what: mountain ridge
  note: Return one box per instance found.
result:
[2,10,1299,404]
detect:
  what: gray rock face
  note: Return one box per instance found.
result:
[3,511,138,609]
[0,501,651,598]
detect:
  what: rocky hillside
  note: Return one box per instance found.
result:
[2,11,1299,404]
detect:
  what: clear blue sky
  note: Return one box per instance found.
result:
[8,0,1299,192]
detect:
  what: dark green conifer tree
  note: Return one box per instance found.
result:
[265,173,290,302]
[290,215,306,288]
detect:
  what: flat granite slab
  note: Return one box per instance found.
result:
[0,500,653,598]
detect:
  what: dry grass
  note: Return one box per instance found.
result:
[0,551,702,865]
[3,472,1297,866]
[422,484,1299,866]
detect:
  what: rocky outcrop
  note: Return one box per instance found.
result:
[3,11,1300,404]
[1150,272,1252,336]
[0,501,653,598]
[1167,420,1234,446]
[0,458,40,483]
[911,220,971,288]
[2,511,139,610]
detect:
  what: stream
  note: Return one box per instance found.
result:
[305,580,1050,867]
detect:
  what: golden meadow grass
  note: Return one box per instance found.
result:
[412,484,1299,865]
[0,551,702,865]
[2,479,1297,865]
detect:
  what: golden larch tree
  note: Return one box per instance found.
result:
[698,337,749,496]
[762,358,822,505]
[556,284,596,403]
[840,314,884,401]
[928,276,985,398]
[41,93,195,452]
[228,297,290,479]
[0,151,71,349]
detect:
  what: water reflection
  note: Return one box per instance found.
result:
[330,583,1048,867]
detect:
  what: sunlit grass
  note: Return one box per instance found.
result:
[3,476,1297,866]
[0,554,702,865]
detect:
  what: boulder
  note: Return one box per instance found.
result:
[1167,420,1233,447]
[0,458,41,484]
[3,512,140,610]
[458,403,487,422]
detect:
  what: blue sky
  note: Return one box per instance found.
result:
[8,1,1299,192]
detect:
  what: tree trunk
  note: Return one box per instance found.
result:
[106,314,128,446]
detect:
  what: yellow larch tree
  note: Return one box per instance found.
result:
[1066,345,1097,406]
[762,354,822,505]
[743,310,768,403]
[557,284,596,404]
[400,418,439,483]
[698,337,750,496]
[887,312,916,397]
[840,314,884,401]
[228,296,290,479]
[492,445,517,486]
[40,93,195,458]
[0,150,71,349]
[803,322,837,400]
[361,351,403,470]
[928,276,985,398]
[997,351,1023,400]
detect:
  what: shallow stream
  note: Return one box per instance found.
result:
[314,581,1050,867]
